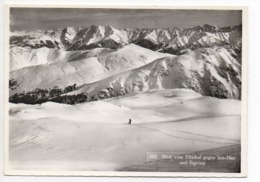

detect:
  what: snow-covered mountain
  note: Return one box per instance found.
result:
[68,25,130,50]
[69,46,241,99]
[9,44,172,95]
[10,46,112,71]
[10,29,64,49]
[9,24,242,101]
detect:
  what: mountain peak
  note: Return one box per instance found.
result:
[106,25,115,29]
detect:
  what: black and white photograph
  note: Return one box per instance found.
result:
[5,6,247,177]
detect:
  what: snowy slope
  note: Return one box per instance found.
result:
[9,89,241,171]
[10,46,112,71]
[9,45,172,94]
[73,46,241,99]
[10,56,109,95]
[97,44,174,72]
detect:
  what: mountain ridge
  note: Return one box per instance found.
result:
[10,24,242,53]
[69,46,241,100]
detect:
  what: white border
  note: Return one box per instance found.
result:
[3,4,248,177]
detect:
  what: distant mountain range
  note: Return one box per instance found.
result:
[9,24,242,104]
[10,24,242,52]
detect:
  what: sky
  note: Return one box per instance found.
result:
[10,8,242,31]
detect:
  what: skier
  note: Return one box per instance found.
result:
[128,118,132,125]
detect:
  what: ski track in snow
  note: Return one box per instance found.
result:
[60,66,66,74]
[133,124,239,145]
